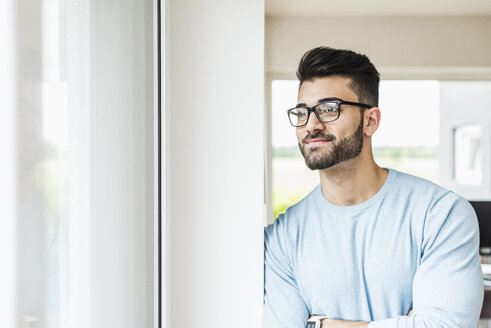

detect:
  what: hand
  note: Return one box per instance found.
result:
[407,309,413,317]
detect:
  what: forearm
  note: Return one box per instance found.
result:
[317,309,412,328]
[321,318,369,328]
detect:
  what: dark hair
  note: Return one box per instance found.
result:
[296,47,380,107]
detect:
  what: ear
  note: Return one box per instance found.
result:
[363,107,381,137]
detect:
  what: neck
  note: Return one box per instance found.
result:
[318,152,388,206]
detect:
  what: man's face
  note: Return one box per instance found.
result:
[296,76,365,170]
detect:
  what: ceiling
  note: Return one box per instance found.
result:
[266,0,491,17]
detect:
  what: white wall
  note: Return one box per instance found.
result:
[266,16,491,79]
[165,0,265,327]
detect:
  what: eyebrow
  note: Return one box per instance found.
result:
[295,97,343,108]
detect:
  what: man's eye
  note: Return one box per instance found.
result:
[318,104,337,113]
[296,110,308,117]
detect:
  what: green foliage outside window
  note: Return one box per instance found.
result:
[273,188,309,220]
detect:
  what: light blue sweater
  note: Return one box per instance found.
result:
[263,169,483,327]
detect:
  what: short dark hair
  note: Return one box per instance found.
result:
[296,47,380,107]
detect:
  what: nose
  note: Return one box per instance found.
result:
[304,110,326,134]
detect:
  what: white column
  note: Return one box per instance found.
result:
[166,0,265,327]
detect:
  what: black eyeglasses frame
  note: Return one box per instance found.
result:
[287,99,372,127]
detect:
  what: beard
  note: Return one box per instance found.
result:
[298,119,364,170]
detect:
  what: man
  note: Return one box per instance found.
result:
[263,47,484,328]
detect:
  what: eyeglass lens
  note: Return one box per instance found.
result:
[289,102,339,126]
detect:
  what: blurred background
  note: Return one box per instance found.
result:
[1,0,491,327]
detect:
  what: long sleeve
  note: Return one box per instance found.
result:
[369,193,484,328]
[263,215,309,328]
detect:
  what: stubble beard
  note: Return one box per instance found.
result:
[298,119,364,170]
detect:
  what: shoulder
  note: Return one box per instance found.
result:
[395,173,479,249]
[388,170,479,261]
[390,169,475,216]
[391,169,449,198]
[387,169,458,209]
[424,189,477,233]
[387,169,477,233]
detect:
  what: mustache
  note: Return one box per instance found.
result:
[302,131,336,144]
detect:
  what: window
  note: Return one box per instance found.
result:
[2,1,157,327]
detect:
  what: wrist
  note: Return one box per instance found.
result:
[307,315,329,328]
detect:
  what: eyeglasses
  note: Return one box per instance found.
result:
[287,99,372,127]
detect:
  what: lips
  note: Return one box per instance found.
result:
[306,138,329,143]
[302,133,336,146]
[305,138,332,146]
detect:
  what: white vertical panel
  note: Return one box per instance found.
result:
[89,0,155,327]
[168,0,265,327]
[0,0,18,326]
